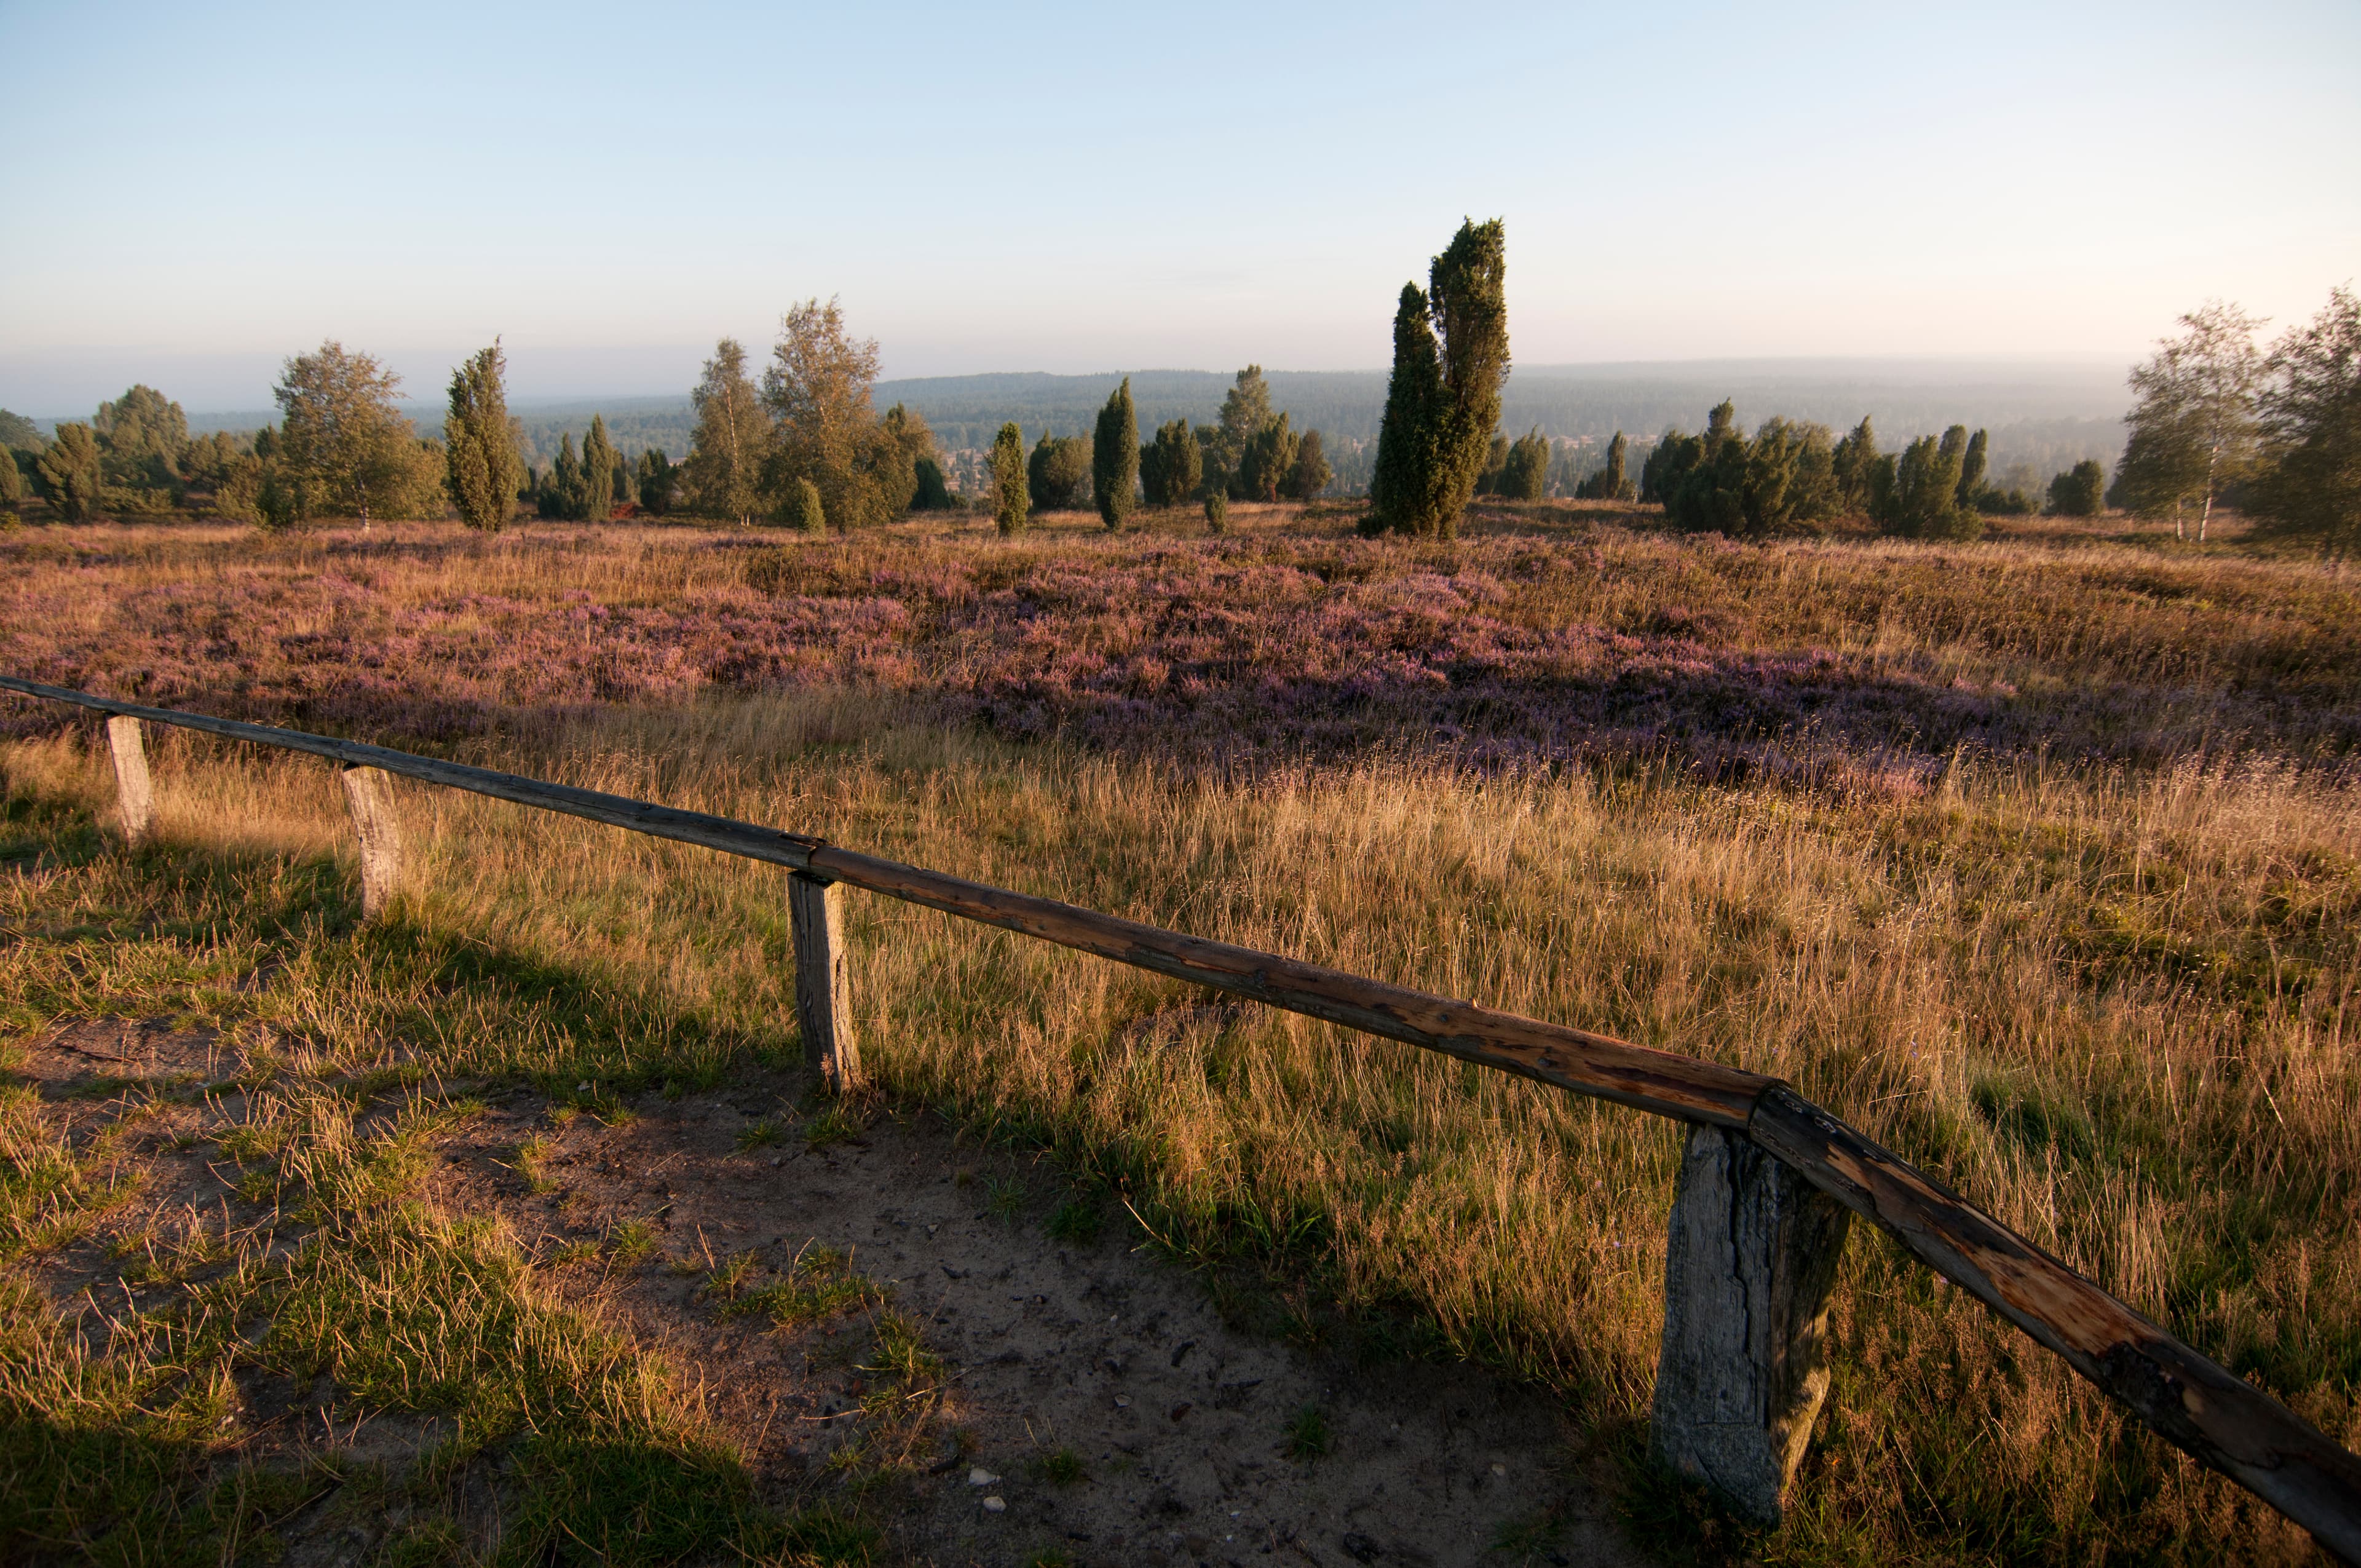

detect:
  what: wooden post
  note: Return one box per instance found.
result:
[106,716,156,845]
[789,870,858,1093]
[1651,1122,1852,1525]
[339,766,403,921]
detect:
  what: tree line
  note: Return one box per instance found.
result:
[2110,289,2360,550]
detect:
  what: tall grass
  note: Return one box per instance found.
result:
[4,512,2357,1562]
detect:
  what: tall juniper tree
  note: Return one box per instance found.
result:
[443,341,522,533]
[1093,378,1138,529]
[580,416,617,522]
[1367,220,1509,537]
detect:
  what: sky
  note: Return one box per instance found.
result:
[1,0,2355,414]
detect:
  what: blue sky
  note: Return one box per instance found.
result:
[1,0,2354,411]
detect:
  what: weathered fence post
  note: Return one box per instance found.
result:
[789,870,859,1093]
[1652,1122,1853,1525]
[106,716,156,844]
[339,766,403,921]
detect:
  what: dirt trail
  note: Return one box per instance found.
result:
[17,1025,1642,1567]
[446,1065,1642,1568]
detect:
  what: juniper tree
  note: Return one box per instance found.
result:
[991,422,1028,535]
[1203,486,1227,533]
[879,403,937,517]
[547,435,588,520]
[789,475,826,533]
[1239,413,1298,502]
[1028,432,1091,511]
[1284,429,1331,501]
[686,338,769,525]
[1141,418,1201,507]
[580,416,618,522]
[1640,429,1698,504]
[443,342,522,532]
[0,448,20,510]
[1886,429,1977,539]
[1956,428,1990,507]
[1830,417,1879,512]
[1577,431,1631,499]
[1476,434,1511,496]
[911,456,954,510]
[1367,283,1447,534]
[0,410,39,452]
[2049,460,2106,517]
[635,449,676,516]
[1093,378,1138,528]
[34,424,101,521]
[1501,428,1550,500]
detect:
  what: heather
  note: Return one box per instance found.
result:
[4,505,2358,788]
[4,507,2360,1564]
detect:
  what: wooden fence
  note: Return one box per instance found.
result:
[5,672,2357,1558]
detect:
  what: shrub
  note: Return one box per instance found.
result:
[2049,461,2105,517]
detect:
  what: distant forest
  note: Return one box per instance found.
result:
[474,368,2119,502]
[142,360,2126,497]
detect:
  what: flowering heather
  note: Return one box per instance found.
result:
[4,510,2357,788]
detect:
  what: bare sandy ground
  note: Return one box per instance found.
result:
[18,1022,1641,1567]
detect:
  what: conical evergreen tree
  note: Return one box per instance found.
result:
[1367,283,1446,534]
[1284,429,1331,500]
[991,422,1028,536]
[1956,427,1989,507]
[544,433,585,521]
[1093,378,1138,529]
[581,416,617,521]
[443,342,522,533]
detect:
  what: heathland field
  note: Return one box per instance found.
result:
[4,500,2358,1566]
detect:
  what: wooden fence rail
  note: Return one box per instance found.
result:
[5,673,2355,1559]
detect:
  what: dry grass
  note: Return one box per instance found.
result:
[4,511,2359,1563]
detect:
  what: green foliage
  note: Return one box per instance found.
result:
[1367,283,1448,536]
[879,402,937,517]
[1283,1404,1331,1460]
[911,455,954,510]
[1574,430,1631,499]
[92,384,188,492]
[788,475,826,534]
[1208,365,1274,496]
[1500,427,1550,501]
[1956,426,1990,506]
[764,297,900,531]
[1237,411,1298,502]
[0,447,20,509]
[274,340,433,523]
[0,408,41,451]
[1093,378,1138,529]
[1139,418,1202,507]
[1203,486,1227,533]
[2247,285,2361,554]
[540,433,585,521]
[2114,302,2266,540]
[1883,427,1981,539]
[1474,434,1509,495]
[1027,430,1091,511]
[684,338,770,525]
[580,416,618,522]
[34,424,102,521]
[991,422,1028,535]
[635,448,677,516]
[1830,416,1880,512]
[2049,462,2106,517]
[1654,407,1841,539]
[1284,427,1331,501]
[1369,220,1511,536]
[444,343,523,533]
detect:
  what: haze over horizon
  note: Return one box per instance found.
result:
[2,0,2354,416]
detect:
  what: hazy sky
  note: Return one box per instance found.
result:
[2,0,2354,411]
